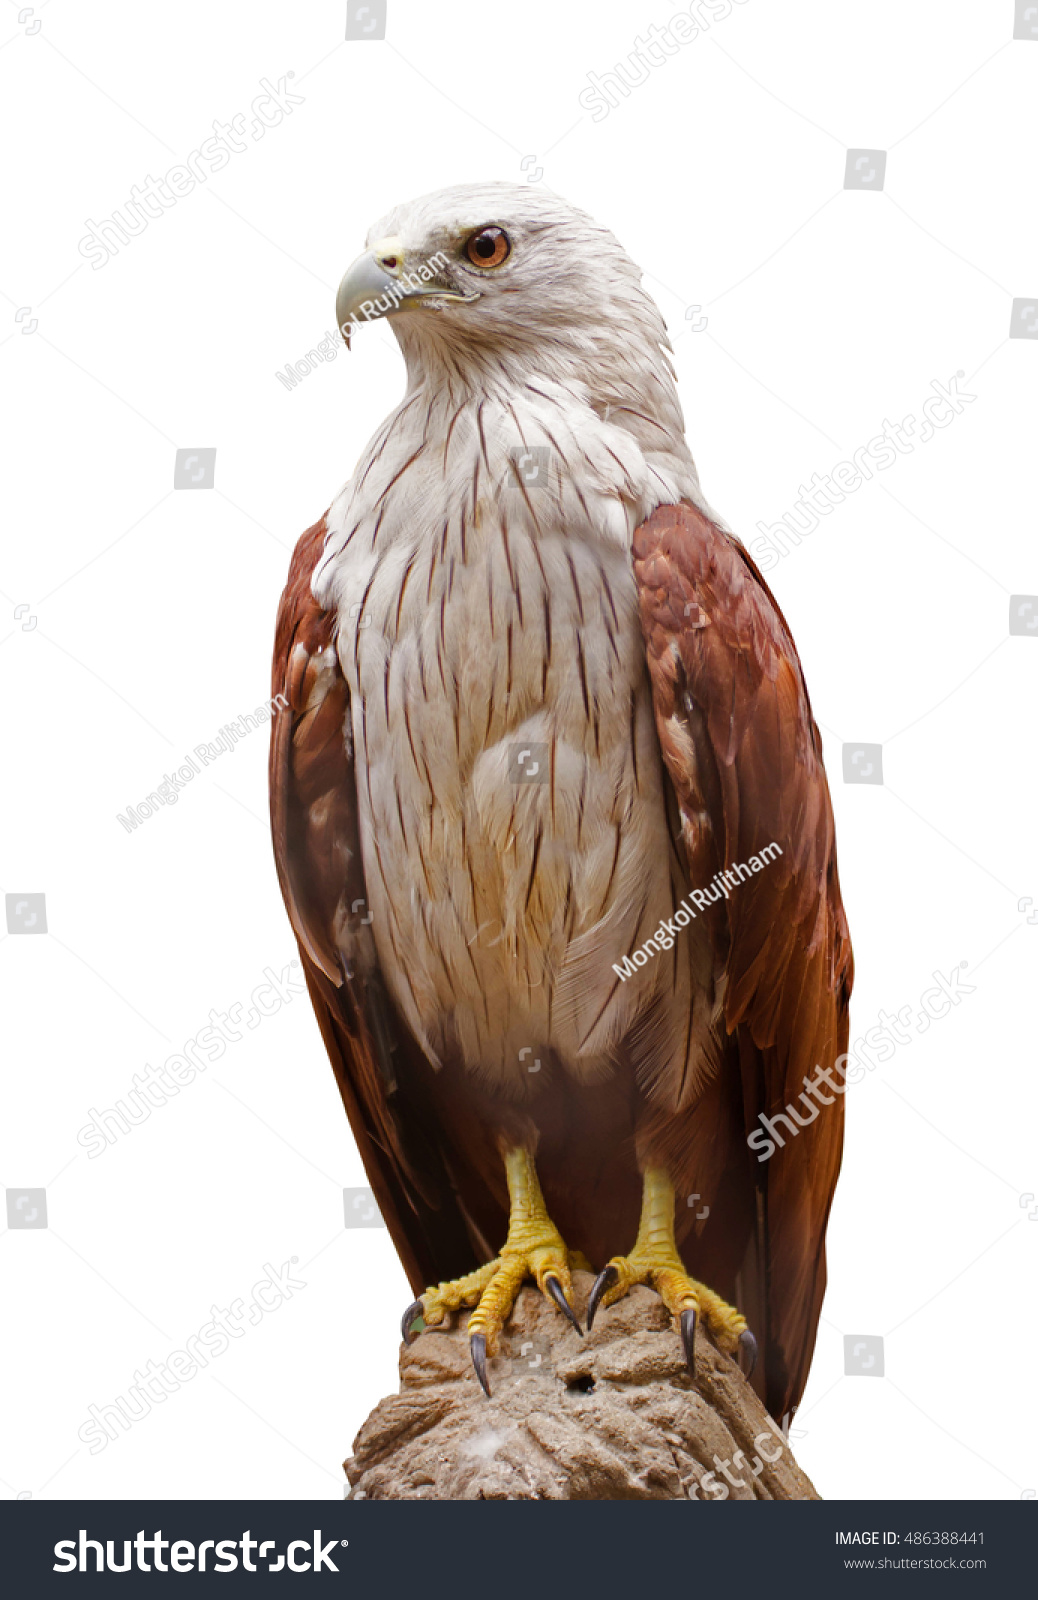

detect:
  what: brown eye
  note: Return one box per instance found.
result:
[464,226,510,268]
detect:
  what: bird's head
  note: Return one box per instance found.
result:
[335,181,677,399]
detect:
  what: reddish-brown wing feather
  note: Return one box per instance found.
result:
[269,516,477,1293]
[633,501,853,1420]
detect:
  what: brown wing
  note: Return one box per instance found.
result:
[633,500,853,1421]
[269,515,478,1293]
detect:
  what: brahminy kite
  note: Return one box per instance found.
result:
[270,183,853,1420]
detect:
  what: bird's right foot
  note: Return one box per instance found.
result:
[400,1146,584,1397]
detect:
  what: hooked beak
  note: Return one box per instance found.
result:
[335,236,478,344]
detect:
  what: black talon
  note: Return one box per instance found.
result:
[585,1264,618,1331]
[544,1273,583,1335]
[739,1328,758,1377]
[470,1332,491,1398]
[400,1299,425,1345]
[680,1307,697,1374]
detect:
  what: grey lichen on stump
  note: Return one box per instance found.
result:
[345,1271,819,1500]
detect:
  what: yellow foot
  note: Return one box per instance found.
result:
[400,1148,583,1397]
[585,1166,756,1378]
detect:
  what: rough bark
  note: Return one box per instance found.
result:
[345,1272,819,1501]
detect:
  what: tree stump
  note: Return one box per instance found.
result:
[345,1271,819,1500]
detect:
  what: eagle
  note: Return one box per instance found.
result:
[269,182,852,1423]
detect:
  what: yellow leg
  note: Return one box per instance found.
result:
[586,1166,755,1374]
[401,1147,585,1396]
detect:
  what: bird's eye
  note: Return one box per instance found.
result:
[464,227,510,268]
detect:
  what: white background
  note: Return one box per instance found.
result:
[1,0,1035,1502]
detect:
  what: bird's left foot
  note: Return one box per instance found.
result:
[586,1166,756,1378]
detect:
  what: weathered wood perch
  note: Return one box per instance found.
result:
[345,1271,819,1500]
